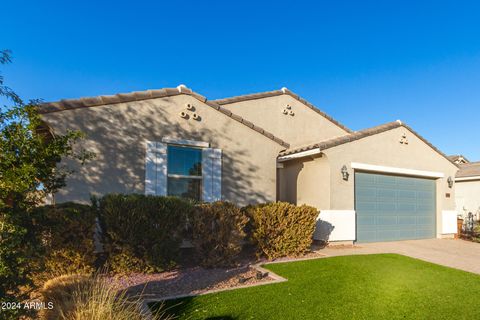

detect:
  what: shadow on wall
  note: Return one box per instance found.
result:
[49,97,271,206]
[279,161,303,204]
[314,220,335,241]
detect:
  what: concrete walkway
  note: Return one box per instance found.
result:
[321,239,480,275]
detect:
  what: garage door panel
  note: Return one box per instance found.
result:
[417,216,435,225]
[355,172,436,242]
[377,189,396,199]
[376,216,397,225]
[377,203,396,211]
[397,203,416,212]
[397,190,416,200]
[398,216,416,225]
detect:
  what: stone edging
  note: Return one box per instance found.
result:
[140,262,289,319]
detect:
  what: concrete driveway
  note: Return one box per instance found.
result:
[322,239,480,275]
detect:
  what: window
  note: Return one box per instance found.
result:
[167,145,202,200]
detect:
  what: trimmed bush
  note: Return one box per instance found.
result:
[245,202,318,259]
[191,201,248,267]
[98,194,193,274]
[33,202,97,277]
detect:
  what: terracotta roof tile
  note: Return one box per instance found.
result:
[457,162,480,178]
[279,120,458,167]
[37,86,290,149]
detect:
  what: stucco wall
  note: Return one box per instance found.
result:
[278,155,330,210]
[221,95,349,147]
[456,180,480,218]
[41,94,285,206]
[323,126,458,237]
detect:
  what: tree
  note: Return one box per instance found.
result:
[0,49,93,319]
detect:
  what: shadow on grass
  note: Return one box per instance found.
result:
[150,297,238,320]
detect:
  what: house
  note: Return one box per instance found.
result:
[453,158,480,219]
[449,155,470,165]
[38,85,459,243]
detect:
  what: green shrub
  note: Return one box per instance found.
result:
[108,250,156,274]
[245,202,318,259]
[33,202,97,277]
[191,201,248,267]
[98,194,193,274]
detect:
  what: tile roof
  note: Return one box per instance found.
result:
[279,120,458,167]
[212,88,353,134]
[448,154,470,163]
[37,85,290,148]
[457,162,480,178]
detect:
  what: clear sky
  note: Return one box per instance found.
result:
[2,1,480,160]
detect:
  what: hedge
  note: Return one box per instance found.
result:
[33,202,97,277]
[245,202,318,259]
[191,201,248,267]
[97,194,194,274]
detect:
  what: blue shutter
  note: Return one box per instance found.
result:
[145,141,157,195]
[145,141,167,196]
[202,148,222,202]
[155,142,168,196]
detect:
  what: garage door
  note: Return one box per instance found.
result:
[355,172,436,242]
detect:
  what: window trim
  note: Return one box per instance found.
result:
[162,137,210,148]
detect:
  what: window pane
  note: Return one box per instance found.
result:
[167,177,201,200]
[167,146,202,176]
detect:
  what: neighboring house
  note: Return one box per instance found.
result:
[448,154,469,165]
[38,85,459,243]
[453,159,480,219]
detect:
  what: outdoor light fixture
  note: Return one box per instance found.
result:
[341,165,349,181]
[447,176,453,188]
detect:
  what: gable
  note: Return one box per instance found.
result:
[41,94,286,205]
[219,93,350,147]
[324,126,458,173]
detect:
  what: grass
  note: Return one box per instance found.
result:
[150,254,480,319]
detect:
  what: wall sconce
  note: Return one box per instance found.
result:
[341,165,349,181]
[447,176,453,188]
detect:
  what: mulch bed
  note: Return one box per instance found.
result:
[109,249,326,300]
[110,265,273,299]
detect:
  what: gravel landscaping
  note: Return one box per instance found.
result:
[110,265,274,300]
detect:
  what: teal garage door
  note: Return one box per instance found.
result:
[355,172,436,242]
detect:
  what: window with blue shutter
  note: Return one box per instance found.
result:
[145,140,221,202]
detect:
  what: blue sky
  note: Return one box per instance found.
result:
[2,1,480,160]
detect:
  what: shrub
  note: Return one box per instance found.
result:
[39,274,171,320]
[98,194,193,274]
[191,201,248,267]
[245,202,318,259]
[33,202,97,277]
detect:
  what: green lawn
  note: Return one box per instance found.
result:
[151,254,480,319]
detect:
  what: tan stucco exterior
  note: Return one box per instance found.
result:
[278,126,458,238]
[41,87,460,241]
[221,95,349,147]
[456,180,480,218]
[41,94,285,206]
